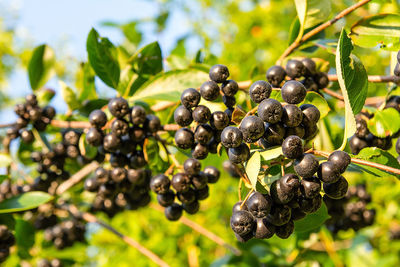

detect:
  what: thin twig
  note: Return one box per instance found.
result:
[56,161,99,195]
[323,88,344,100]
[51,120,91,129]
[150,204,241,256]
[66,205,170,267]
[240,188,254,210]
[328,74,400,84]
[0,123,15,129]
[162,124,180,131]
[276,0,372,64]
[152,101,178,112]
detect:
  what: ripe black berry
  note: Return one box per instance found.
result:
[203,166,220,183]
[317,161,340,184]
[266,65,286,87]
[42,106,56,120]
[95,167,109,183]
[110,167,127,183]
[210,111,230,130]
[254,218,275,239]
[191,143,208,159]
[285,125,305,139]
[286,59,305,79]
[239,115,265,143]
[111,119,129,137]
[157,190,175,207]
[177,188,196,204]
[246,192,272,218]
[200,81,220,101]
[300,104,320,127]
[221,80,239,96]
[20,129,34,143]
[183,200,200,214]
[232,201,248,213]
[303,123,318,141]
[282,104,303,127]
[301,58,316,76]
[294,153,319,177]
[108,97,129,118]
[165,203,183,221]
[183,158,201,175]
[314,72,329,89]
[230,210,255,236]
[267,204,291,226]
[228,143,250,164]
[84,177,99,192]
[323,176,348,199]
[264,123,285,145]
[181,88,201,108]
[355,116,369,138]
[150,174,170,194]
[130,105,147,125]
[270,174,300,204]
[129,126,145,142]
[14,103,26,117]
[328,150,351,174]
[191,172,208,189]
[281,80,307,104]
[257,98,283,124]
[221,126,242,148]
[300,176,321,199]
[282,135,303,159]
[192,105,211,123]
[144,114,161,133]
[209,64,229,83]
[127,169,146,185]
[63,130,80,146]
[171,173,190,192]
[196,185,209,200]
[194,124,214,145]
[222,95,236,108]
[275,220,294,239]
[26,93,38,106]
[103,133,121,152]
[89,109,107,128]
[249,80,272,103]
[174,128,194,149]
[86,127,103,146]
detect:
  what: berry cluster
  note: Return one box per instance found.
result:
[8,94,55,143]
[324,184,375,233]
[150,158,220,221]
[174,64,236,159]
[349,96,400,155]
[44,219,85,250]
[0,180,26,202]
[0,225,15,263]
[266,58,329,92]
[37,258,63,267]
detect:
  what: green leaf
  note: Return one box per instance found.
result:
[0,214,15,229]
[367,108,400,137]
[246,152,261,189]
[75,62,97,101]
[302,91,330,119]
[335,28,368,149]
[36,88,56,105]
[117,65,148,97]
[0,175,8,183]
[60,81,81,111]
[0,192,53,213]
[294,202,330,232]
[132,42,163,76]
[121,21,142,45]
[28,44,55,91]
[350,14,400,51]
[294,0,331,30]
[144,137,168,173]
[86,28,120,89]
[129,68,209,102]
[0,153,12,168]
[15,219,35,259]
[259,146,283,161]
[288,17,301,45]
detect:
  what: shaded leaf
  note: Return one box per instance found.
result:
[302,91,330,119]
[0,192,53,213]
[28,44,55,91]
[15,219,35,259]
[132,42,163,76]
[78,99,109,117]
[60,81,81,111]
[246,152,261,189]
[294,202,330,232]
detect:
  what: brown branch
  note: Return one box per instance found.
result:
[66,205,170,267]
[322,88,345,100]
[56,161,99,195]
[276,0,372,64]
[328,74,400,84]
[0,123,15,129]
[162,124,180,131]
[310,149,400,175]
[151,101,178,112]
[51,120,91,129]
[150,204,241,255]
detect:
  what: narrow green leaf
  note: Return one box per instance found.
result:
[129,68,209,102]
[0,153,12,168]
[288,17,301,46]
[245,152,261,189]
[15,219,35,259]
[350,14,400,51]
[259,146,283,161]
[86,28,120,89]
[367,108,400,137]
[28,44,55,90]
[335,28,368,149]
[294,0,331,30]
[60,81,81,111]
[294,202,330,232]
[0,192,53,213]
[132,41,163,76]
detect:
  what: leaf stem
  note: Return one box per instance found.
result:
[240,188,254,210]
[276,0,372,64]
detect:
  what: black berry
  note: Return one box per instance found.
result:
[89,109,107,128]
[328,150,351,174]
[317,161,340,184]
[266,65,286,87]
[282,104,303,127]
[281,80,307,104]
[239,115,265,143]
[282,135,303,159]
[257,98,283,124]
[108,97,129,119]
[174,128,194,149]
[131,106,147,125]
[249,80,272,103]
[192,105,211,123]
[209,64,229,83]
[294,154,319,177]
[286,59,305,79]
[221,80,239,96]
[228,143,250,164]
[210,111,230,130]
[200,81,220,101]
[221,126,242,148]
[181,88,201,109]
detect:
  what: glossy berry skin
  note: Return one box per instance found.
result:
[249,80,272,103]
[209,64,229,83]
[203,166,220,183]
[165,203,183,221]
[230,210,255,236]
[254,218,275,239]
[144,114,161,133]
[210,111,230,130]
[301,58,317,76]
[282,104,303,127]
[64,130,80,146]
[275,220,294,239]
[110,167,127,183]
[294,154,319,178]
[285,125,305,139]
[174,128,194,149]
[232,201,248,213]
[20,129,34,143]
[355,117,369,138]
[221,80,239,96]
[181,88,201,109]
[127,169,146,185]
[286,59,305,79]
[228,143,250,164]
[314,72,329,89]
[282,135,303,159]
[178,188,196,204]
[223,95,236,108]
[304,124,318,141]
[183,158,201,175]
[150,174,170,194]
[266,65,286,87]
[171,173,190,193]
[192,105,211,123]
[264,123,285,145]
[200,81,220,101]
[328,150,351,174]
[300,104,320,127]
[103,133,121,152]
[191,143,209,159]
[281,80,307,104]
[246,192,272,218]
[257,99,283,124]
[196,185,209,200]
[194,124,214,145]
[270,174,300,204]
[129,126,145,142]
[157,190,175,207]
[300,176,321,199]
[323,176,348,200]
[86,127,103,146]
[131,106,147,125]
[221,126,243,148]
[239,115,265,143]
[267,204,291,226]
[89,109,107,128]
[183,201,200,214]
[191,172,208,189]
[108,97,129,118]
[111,119,129,137]
[317,161,341,184]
